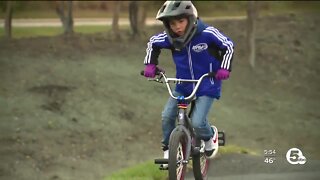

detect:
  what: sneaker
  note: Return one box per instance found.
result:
[160,149,169,168]
[200,140,205,153]
[204,126,219,159]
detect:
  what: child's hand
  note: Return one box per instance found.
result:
[144,64,157,78]
[215,69,230,80]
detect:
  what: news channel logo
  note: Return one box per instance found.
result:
[286,148,307,165]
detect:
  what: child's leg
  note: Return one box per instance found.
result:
[161,91,182,150]
[191,96,215,141]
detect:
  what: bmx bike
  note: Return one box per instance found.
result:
[141,70,226,180]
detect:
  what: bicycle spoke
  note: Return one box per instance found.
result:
[176,143,184,179]
[200,155,208,174]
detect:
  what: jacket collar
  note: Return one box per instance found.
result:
[195,18,208,35]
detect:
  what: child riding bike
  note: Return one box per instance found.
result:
[143,0,235,165]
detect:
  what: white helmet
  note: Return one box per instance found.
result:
[156,1,198,50]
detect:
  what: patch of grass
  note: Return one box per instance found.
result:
[0,25,131,38]
[0,26,63,38]
[0,9,129,19]
[219,145,258,155]
[105,160,167,180]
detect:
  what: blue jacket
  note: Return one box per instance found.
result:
[144,19,234,99]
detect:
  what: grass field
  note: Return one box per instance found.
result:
[0,6,319,180]
[0,25,128,38]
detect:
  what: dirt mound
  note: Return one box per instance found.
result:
[28,85,76,113]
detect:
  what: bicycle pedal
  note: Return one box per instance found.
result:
[154,158,168,165]
[218,131,226,146]
[191,146,201,156]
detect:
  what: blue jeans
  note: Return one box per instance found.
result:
[161,91,214,149]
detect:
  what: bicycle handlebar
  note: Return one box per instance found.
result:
[141,70,216,101]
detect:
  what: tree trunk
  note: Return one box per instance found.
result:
[65,1,74,35]
[4,1,13,39]
[129,1,139,37]
[55,1,66,27]
[55,1,74,35]
[247,1,258,68]
[137,2,147,35]
[112,1,121,40]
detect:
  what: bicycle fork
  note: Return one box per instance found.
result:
[154,104,192,167]
[171,108,192,165]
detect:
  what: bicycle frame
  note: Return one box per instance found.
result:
[143,71,221,180]
[145,70,225,180]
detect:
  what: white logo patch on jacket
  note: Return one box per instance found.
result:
[192,43,208,52]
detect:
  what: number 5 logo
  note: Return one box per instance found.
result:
[286,148,306,165]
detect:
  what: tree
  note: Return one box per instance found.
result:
[55,1,74,35]
[247,1,258,68]
[129,1,147,39]
[4,1,12,39]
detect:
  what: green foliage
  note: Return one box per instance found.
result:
[0,1,5,12]
[0,26,63,38]
[0,1,42,11]
[106,161,167,180]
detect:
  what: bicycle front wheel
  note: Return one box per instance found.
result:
[168,131,187,180]
[192,140,210,180]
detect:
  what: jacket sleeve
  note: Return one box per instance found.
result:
[144,32,171,65]
[203,27,234,71]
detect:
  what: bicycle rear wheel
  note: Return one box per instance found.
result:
[168,131,187,180]
[192,140,210,180]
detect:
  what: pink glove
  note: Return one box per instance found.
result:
[215,69,230,80]
[144,64,157,78]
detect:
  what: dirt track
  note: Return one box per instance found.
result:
[186,153,320,180]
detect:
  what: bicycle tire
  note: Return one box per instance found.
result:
[168,130,187,180]
[192,140,210,180]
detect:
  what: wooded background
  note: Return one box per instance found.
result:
[1,1,319,68]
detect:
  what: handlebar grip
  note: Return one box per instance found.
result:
[140,69,162,76]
